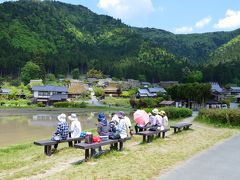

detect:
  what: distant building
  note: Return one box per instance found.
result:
[68,80,88,98]
[128,79,141,88]
[230,87,240,95]
[141,82,151,88]
[159,81,179,88]
[104,86,121,97]
[32,85,68,105]
[159,100,175,107]
[0,88,10,95]
[137,87,166,98]
[96,78,112,87]
[210,82,225,101]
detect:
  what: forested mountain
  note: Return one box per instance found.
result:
[0,0,240,84]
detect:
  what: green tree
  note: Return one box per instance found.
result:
[186,70,203,83]
[21,61,41,84]
[71,68,80,79]
[87,69,103,79]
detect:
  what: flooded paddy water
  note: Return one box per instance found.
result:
[0,108,126,147]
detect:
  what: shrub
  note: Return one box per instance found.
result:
[144,107,192,119]
[37,102,45,107]
[53,102,87,108]
[197,109,240,126]
[130,97,164,108]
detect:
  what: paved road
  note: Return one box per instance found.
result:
[156,134,240,180]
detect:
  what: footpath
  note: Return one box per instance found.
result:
[156,134,240,180]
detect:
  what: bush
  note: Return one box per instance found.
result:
[144,107,192,119]
[130,97,164,108]
[197,109,240,126]
[37,102,45,107]
[53,102,87,108]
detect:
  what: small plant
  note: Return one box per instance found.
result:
[37,102,45,107]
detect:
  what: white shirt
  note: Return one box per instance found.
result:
[116,119,128,139]
[155,114,163,126]
[163,116,168,127]
[124,116,132,128]
[71,120,82,138]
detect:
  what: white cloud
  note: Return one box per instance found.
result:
[175,26,193,34]
[97,0,154,20]
[195,16,212,28]
[214,9,240,29]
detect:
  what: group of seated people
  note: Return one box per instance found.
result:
[51,111,132,144]
[97,111,132,139]
[135,108,168,133]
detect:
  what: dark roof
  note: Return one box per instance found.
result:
[159,100,175,105]
[32,85,68,92]
[49,94,68,101]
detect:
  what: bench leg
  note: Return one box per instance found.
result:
[85,149,90,161]
[174,128,177,133]
[186,126,190,130]
[44,145,52,156]
[143,135,146,143]
[158,132,161,138]
[68,141,73,147]
[162,132,166,138]
[147,135,151,143]
[119,142,123,151]
[54,143,58,149]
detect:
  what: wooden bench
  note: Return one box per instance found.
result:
[34,137,84,156]
[170,122,192,133]
[74,137,131,161]
[135,128,170,143]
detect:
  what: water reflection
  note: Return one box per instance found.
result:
[0,111,115,147]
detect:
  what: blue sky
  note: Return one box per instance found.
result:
[1,0,240,34]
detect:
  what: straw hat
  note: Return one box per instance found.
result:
[57,113,66,122]
[68,113,78,121]
[160,110,166,116]
[152,108,159,115]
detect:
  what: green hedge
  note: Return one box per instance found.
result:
[130,97,164,108]
[144,107,192,119]
[53,102,87,108]
[198,109,240,126]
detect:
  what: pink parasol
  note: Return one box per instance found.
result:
[133,110,149,126]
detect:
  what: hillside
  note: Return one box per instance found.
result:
[0,0,240,83]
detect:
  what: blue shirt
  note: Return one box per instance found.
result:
[55,122,69,140]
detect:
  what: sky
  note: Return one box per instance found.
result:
[1,0,240,34]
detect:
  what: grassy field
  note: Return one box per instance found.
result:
[0,120,239,180]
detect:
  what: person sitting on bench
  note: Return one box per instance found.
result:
[51,113,69,149]
[68,113,81,138]
[159,111,168,130]
[116,112,130,139]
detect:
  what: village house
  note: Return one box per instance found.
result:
[229,87,240,95]
[96,78,112,88]
[104,86,121,97]
[68,80,89,98]
[32,85,68,105]
[210,82,225,101]
[136,87,166,98]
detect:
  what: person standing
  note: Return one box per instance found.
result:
[68,113,81,138]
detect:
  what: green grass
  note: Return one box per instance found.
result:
[102,97,131,108]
